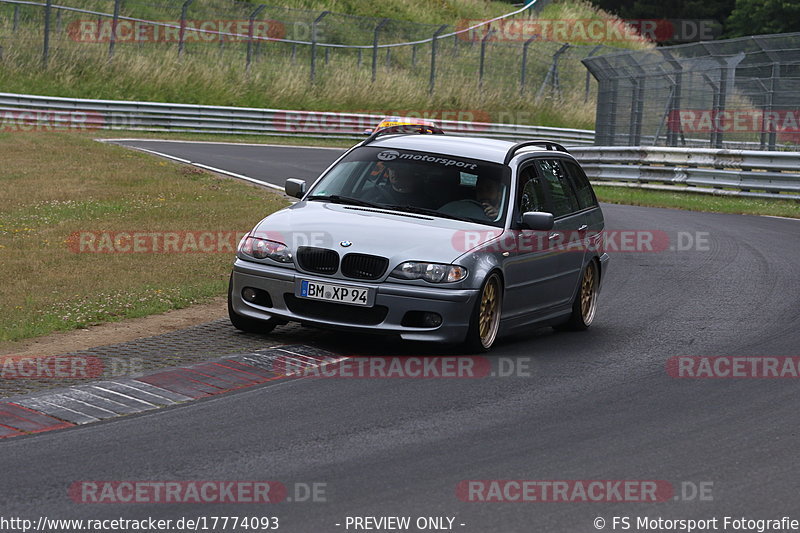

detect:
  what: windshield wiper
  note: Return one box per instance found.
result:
[384,204,475,223]
[306,195,385,209]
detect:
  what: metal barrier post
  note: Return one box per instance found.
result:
[372,18,389,83]
[428,25,447,94]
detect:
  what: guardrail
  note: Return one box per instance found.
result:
[0,92,595,144]
[1,92,797,200]
[569,146,800,200]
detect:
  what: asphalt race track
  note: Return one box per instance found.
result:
[1,140,799,532]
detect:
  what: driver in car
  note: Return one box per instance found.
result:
[476,175,501,219]
[439,175,502,222]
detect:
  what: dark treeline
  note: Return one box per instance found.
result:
[587,0,800,40]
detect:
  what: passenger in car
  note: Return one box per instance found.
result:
[364,165,426,207]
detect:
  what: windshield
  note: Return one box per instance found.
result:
[306,146,511,227]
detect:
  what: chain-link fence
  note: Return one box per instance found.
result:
[584,33,800,150]
[0,0,621,119]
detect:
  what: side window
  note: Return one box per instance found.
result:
[517,166,546,214]
[535,159,578,217]
[562,160,597,209]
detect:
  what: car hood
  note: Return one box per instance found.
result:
[252,201,501,265]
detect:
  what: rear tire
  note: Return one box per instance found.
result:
[228,275,278,334]
[463,272,503,353]
[556,260,599,331]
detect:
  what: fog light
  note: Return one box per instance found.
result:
[241,287,272,307]
[422,312,443,328]
[402,311,442,328]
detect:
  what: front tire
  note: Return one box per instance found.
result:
[463,272,503,352]
[557,260,599,331]
[228,275,278,334]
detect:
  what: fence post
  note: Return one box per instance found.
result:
[13,4,19,32]
[478,27,494,89]
[178,0,194,58]
[520,36,536,95]
[372,18,389,83]
[246,5,266,73]
[108,0,122,60]
[310,11,330,83]
[582,55,615,145]
[752,39,782,150]
[767,62,780,150]
[660,51,683,147]
[429,25,447,94]
[623,55,646,146]
[584,45,604,103]
[411,45,417,67]
[537,43,569,101]
[711,52,744,148]
[42,0,52,69]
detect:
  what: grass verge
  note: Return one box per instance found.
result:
[594,186,799,218]
[0,131,288,343]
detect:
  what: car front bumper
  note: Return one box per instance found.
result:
[230,259,479,343]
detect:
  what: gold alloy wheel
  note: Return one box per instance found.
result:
[579,262,598,326]
[478,276,502,348]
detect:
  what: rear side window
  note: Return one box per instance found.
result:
[535,159,578,217]
[562,160,597,210]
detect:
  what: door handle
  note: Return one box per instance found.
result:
[578,224,588,231]
[548,233,560,240]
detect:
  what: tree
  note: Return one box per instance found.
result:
[725,0,800,37]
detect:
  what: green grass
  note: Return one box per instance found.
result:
[0,131,289,342]
[595,186,800,218]
[0,1,651,131]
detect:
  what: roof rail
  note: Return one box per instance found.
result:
[362,124,445,146]
[503,140,570,165]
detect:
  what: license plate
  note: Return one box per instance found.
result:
[299,280,371,307]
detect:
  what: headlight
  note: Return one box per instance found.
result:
[390,262,468,283]
[238,234,293,263]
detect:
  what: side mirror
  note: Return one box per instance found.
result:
[285,178,306,199]
[521,211,554,231]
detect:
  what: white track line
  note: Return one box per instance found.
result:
[96,138,346,151]
[100,142,284,191]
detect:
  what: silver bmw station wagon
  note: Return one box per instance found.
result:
[228,122,609,351]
